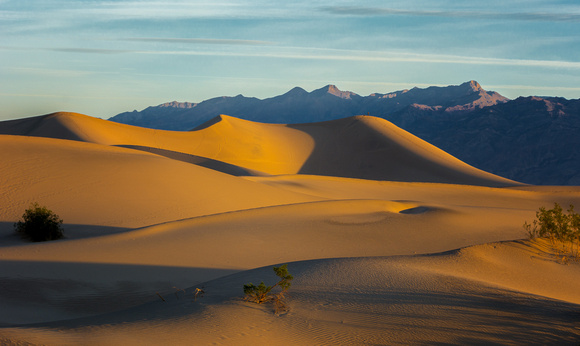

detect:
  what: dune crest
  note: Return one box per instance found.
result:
[0,112,520,186]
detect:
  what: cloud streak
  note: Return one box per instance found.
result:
[5,41,579,70]
[121,37,275,46]
[4,1,293,25]
[48,47,135,54]
[0,91,152,101]
[9,66,97,78]
[135,47,580,70]
[321,6,580,22]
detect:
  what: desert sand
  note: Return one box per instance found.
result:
[0,112,579,345]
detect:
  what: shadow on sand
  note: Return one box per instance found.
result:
[0,259,238,326]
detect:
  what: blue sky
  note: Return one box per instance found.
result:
[1,0,579,120]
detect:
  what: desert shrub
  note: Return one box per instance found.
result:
[14,203,64,242]
[524,203,580,259]
[243,264,293,313]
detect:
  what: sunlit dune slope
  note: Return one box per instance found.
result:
[0,135,319,234]
[0,112,315,175]
[2,173,578,326]
[0,112,520,185]
[0,198,529,269]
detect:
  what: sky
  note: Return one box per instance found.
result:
[1,0,579,120]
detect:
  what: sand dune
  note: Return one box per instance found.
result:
[0,112,579,344]
[1,239,578,345]
[0,134,319,237]
[0,112,519,185]
[288,116,519,186]
[0,112,315,175]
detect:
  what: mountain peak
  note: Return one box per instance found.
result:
[283,86,308,97]
[460,80,483,92]
[327,84,340,92]
[159,101,197,109]
[312,84,359,99]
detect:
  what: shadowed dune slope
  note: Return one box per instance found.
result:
[289,116,520,186]
[1,239,578,345]
[0,112,520,186]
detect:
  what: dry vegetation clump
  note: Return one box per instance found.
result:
[14,203,64,242]
[243,264,293,314]
[524,203,580,260]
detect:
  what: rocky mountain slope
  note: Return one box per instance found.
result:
[111,81,507,130]
[110,81,580,185]
[397,96,580,185]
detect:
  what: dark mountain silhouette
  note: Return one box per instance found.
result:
[109,81,580,185]
[403,96,580,185]
[111,81,505,130]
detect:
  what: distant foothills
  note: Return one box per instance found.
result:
[110,81,580,185]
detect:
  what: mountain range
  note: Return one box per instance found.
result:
[110,81,580,185]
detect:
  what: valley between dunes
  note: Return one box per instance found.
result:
[0,112,579,345]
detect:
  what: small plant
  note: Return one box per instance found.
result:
[193,287,205,301]
[524,203,580,260]
[14,203,64,242]
[243,264,293,314]
[173,287,186,300]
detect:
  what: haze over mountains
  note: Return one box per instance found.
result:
[111,81,580,185]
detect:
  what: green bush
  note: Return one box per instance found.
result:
[243,264,293,313]
[14,203,64,242]
[524,203,580,259]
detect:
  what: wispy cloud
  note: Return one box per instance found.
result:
[134,46,580,69]
[48,47,135,54]
[0,1,283,35]
[121,37,275,46]
[0,91,153,101]
[9,66,97,78]
[3,1,291,24]
[321,6,580,22]
[5,42,579,69]
[1,45,135,55]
